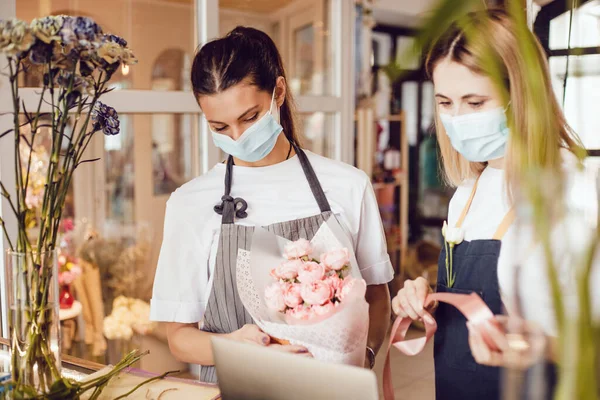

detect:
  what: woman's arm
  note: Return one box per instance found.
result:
[365,284,391,357]
[166,323,270,366]
[468,320,560,367]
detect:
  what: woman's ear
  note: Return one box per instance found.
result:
[275,76,287,107]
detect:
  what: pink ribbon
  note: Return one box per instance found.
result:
[383,292,496,400]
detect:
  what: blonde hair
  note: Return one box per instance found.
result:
[425,9,584,197]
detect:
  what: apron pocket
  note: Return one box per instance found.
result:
[434,284,484,373]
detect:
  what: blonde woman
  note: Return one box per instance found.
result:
[391,9,593,400]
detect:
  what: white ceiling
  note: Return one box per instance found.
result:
[371,0,437,27]
[372,0,557,27]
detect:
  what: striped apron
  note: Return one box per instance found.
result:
[200,145,333,383]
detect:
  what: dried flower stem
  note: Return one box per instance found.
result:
[112,370,180,400]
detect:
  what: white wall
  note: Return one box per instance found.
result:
[219,9,276,38]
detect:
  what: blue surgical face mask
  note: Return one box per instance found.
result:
[439,106,510,162]
[210,89,283,162]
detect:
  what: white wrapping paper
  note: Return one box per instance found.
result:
[236,216,369,367]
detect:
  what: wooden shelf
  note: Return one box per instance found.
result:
[387,243,404,252]
[419,216,446,228]
[382,114,404,122]
[372,172,407,189]
[353,113,404,122]
[356,108,408,277]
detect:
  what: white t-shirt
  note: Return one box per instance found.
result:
[448,160,600,336]
[150,151,394,323]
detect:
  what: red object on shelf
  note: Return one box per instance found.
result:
[59,285,75,310]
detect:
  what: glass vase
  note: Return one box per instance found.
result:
[5,249,61,393]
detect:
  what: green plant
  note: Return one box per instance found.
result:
[409,0,598,398]
[0,15,170,398]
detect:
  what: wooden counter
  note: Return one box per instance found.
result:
[0,338,221,399]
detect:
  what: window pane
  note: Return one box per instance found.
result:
[17,0,196,90]
[401,81,418,146]
[372,32,392,67]
[421,81,434,133]
[294,24,317,94]
[151,114,197,195]
[549,3,600,50]
[219,0,333,96]
[105,113,197,226]
[549,55,600,149]
[300,112,336,158]
[104,114,135,225]
[17,118,76,232]
[395,36,419,70]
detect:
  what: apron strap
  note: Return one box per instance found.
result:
[214,156,248,224]
[492,207,515,240]
[455,171,515,241]
[455,174,481,229]
[215,142,331,224]
[292,143,332,213]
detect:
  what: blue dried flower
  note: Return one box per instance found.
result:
[60,16,102,48]
[106,34,127,47]
[55,70,85,89]
[30,16,64,44]
[0,18,35,56]
[91,102,120,136]
[28,39,53,64]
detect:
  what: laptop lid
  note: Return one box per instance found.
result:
[212,337,379,400]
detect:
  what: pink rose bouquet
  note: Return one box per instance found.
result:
[265,240,364,322]
[236,221,370,367]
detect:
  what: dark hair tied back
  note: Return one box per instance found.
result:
[191,26,299,145]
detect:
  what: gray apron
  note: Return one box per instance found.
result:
[200,145,332,383]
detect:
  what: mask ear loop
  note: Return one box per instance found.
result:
[269,87,277,114]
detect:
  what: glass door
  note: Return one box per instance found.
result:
[0,0,201,372]
[213,0,355,162]
[0,0,355,374]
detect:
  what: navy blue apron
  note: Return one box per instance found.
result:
[434,175,514,400]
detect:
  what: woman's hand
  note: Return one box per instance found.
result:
[467,320,509,366]
[226,324,271,346]
[391,277,436,325]
[468,315,551,368]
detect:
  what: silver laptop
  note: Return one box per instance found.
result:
[212,337,379,400]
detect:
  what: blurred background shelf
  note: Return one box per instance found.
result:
[355,110,409,278]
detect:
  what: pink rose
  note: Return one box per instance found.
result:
[287,304,314,321]
[59,271,74,285]
[271,259,302,280]
[284,283,303,308]
[60,218,74,233]
[313,301,336,316]
[69,264,82,279]
[320,248,350,271]
[297,261,325,284]
[324,274,343,295]
[265,282,287,312]
[338,277,366,301]
[284,239,313,260]
[301,281,333,305]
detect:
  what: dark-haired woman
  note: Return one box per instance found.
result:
[150,27,393,383]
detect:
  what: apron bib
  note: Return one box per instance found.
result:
[201,145,338,383]
[434,175,515,400]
